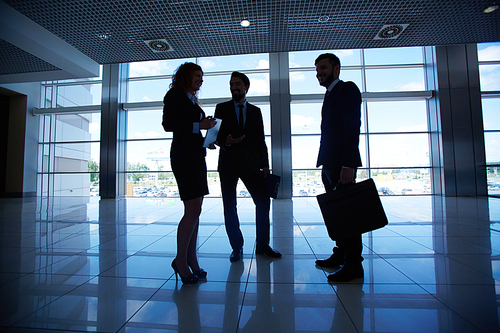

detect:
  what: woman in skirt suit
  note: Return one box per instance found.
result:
[162,62,216,284]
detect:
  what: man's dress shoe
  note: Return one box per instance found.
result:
[315,247,345,268]
[230,248,243,262]
[256,246,282,258]
[327,264,364,283]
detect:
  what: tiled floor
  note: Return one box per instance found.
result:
[0,195,499,332]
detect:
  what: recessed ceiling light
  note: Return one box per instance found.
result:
[241,19,250,27]
[484,2,499,13]
[318,15,330,23]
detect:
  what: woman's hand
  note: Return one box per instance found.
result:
[200,116,217,130]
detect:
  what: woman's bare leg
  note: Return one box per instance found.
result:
[175,196,202,277]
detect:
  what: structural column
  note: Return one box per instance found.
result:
[269,52,292,199]
[100,63,128,198]
[432,44,487,196]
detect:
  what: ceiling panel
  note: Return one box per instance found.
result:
[0,40,61,74]
[0,0,499,82]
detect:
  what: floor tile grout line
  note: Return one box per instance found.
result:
[366,232,498,282]
[235,244,255,333]
[294,212,330,274]
[278,198,359,330]
[115,279,170,333]
[196,224,225,251]
[362,246,486,331]
[303,195,364,333]
[4,272,96,331]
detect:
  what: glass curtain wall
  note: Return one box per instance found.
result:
[124,54,270,198]
[290,47,431,196]
[478,42,500,196]
[36,47,439,197]
[37,71,102,196]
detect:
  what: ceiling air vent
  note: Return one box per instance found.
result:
[144,39,173,52]
[374,24,409,40]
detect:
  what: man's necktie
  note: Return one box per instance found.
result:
[238,104,244,130]
[323,90,329,102]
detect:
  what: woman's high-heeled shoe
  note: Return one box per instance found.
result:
[192,268,207,280]
[172,260,198,284]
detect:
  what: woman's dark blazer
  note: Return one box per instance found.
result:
[162,86,206,160]
[316,80,362,170]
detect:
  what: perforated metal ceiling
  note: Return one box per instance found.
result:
[0,40,61,75]
[1,0,499,81]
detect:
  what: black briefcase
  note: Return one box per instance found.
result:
[265,174,281,199]
[316,178,388,241]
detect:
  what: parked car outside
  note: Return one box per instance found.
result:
[378,187,395,195]
[401,188,412,195]
[239,190,250,197]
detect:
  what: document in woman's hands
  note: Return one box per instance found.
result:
[203,118,222,147]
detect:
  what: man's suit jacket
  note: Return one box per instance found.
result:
[215,100,269,174]
[162,86,206,160]
[317,80,362,170]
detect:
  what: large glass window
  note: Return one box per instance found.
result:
[290,47,430,196]
[37,113,101,196]
[290,49,362,95]
[478,42,500,195]
[363,46,424,65]
[36,47,438,198]
[38,69,102,197]
[365,68,425,92]
[125,54,270,197]
[41,68,103,108]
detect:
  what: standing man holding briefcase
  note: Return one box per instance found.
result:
[314,53,364,282]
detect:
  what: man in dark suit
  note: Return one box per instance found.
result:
[215,71,281,262]
[314,53,364,282]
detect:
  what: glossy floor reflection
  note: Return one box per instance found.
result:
[0,196,499,332]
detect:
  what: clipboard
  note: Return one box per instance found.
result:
[203,118,222,148]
